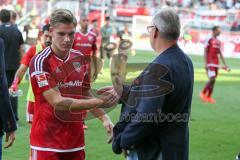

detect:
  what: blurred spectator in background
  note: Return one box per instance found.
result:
[117,23,131,41]
[10,10,17,26]
[116,23,135,56]
[90,19,100,37]
[23,11,41,45]
[100,16,113,72]
[0,9,24,121]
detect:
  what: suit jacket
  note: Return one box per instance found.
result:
[112,44,194,160]
[0,38,17,136]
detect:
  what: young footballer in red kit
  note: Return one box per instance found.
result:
[200,26,229,103]
[29,9,113,160]
[72,14,99,92]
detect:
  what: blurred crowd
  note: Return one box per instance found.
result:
[164,0,240,9]
[0,0,240,21]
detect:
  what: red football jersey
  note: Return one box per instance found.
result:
[204,37,221,65]
[29,46,91,152]
[72,31,97,56]
[21,44,44,66]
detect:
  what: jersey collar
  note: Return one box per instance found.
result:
[50,47,71,63]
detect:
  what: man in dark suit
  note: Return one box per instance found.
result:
[98,8,194,160]
[0,38,17,160]
[0,9,24,121]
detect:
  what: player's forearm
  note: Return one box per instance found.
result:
[92,56,98,69]
[20,45,24,58]
[9,65,27,90]
[14,65,28,82]
[204,48,208,66]
[54,97,103,111]
[219,52,227,66]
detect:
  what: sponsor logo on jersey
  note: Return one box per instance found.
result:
[56,67,61,73]
[88,36,93,42]
[76,43,92,47]
[57,80,83,88]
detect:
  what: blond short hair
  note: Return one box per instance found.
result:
[50,9,77,27]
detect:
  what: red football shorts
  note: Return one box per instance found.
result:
[31,149,85,160]
[207,67,218,78]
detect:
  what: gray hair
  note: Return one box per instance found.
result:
[152,8,180,40]
[50,9,77,27]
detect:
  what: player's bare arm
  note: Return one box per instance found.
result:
[204,47,208,70]
[90,108,114,141]
[219,51,228,68]
[20,44,25,58]
[9,64,28,93]
[14,64,28,80]
[43,88,103,111]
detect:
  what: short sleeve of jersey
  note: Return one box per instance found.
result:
[29,56,52,95]
[21,46,36,66]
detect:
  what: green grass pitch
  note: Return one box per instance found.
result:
[2,50,240,160]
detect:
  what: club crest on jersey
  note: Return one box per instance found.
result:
[88,36,93,42]
[73,62,81,72]
[36,73,48,87]
[56,67,61,73]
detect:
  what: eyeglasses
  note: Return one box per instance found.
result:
[147,25,158,33]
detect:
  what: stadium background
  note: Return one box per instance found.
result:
[0,0,240,159]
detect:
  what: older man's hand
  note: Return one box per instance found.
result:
[4,131,15,148]
[97,86,121,108]
[102,118,114,143]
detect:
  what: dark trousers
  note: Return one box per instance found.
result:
[6,70,18,121]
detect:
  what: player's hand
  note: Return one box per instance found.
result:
[223,65,231,72]
[122,149,129,158]
[204,64,208,71]
[97,86,120,108]
[9,77,20,95]
[9,84,18,95]
[4,131,15,148]
[107,134,113,144]
[102,119,114,143]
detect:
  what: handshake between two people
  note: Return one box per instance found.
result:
[93,84,123,109]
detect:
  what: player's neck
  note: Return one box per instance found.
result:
[156,40,177,54]
[51,45,69,60]
[80,28,88,34]
[212,34,217,38]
